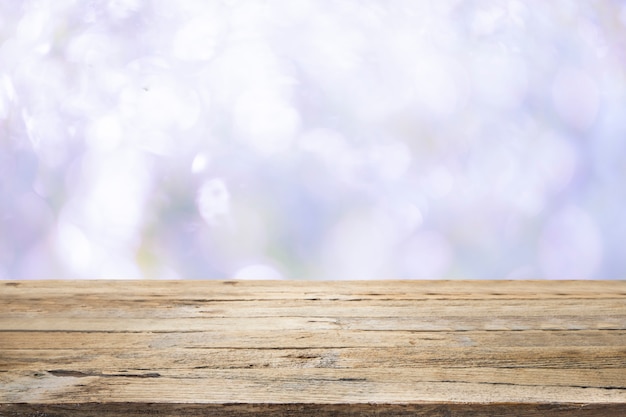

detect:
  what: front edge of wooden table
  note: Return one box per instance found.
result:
[1,280,625,416]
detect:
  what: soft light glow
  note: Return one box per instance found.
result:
[400,231,453,278]
[234,264,283,280]
[234,88,301,155]
[539,206,603,278]
[0,1,624,279]
[56,221,93,276]
[552,67,600,131]
[197,179,231,226]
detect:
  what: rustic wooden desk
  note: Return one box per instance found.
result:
[1,280,625,416]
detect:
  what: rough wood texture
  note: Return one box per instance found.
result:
[1,280,625,416]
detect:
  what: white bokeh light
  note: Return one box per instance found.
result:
[56,221,93,276]
[323,208,399,280]
[234,264,284,280]
[539,205,603,279]
[172,16,221,62]
[400,231,453,279]
[234,88,301,155]
[197,178,231,226]
[552,66,600,131]
[0,1,624,279]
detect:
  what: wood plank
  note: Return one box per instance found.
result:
[2,329,625,349]
[3,279,625,300]
[1,403,624,417]
[3,347,626,370]
[3,315,624,331]
[1,280,625,416]
[1,368,625,404]
[3,298,625,318]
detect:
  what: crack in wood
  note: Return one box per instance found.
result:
[48,370,161,379]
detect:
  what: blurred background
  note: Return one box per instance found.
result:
[1,0,625,279]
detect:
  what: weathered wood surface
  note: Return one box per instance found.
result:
[1,280,625,416]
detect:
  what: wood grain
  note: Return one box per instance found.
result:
[1,280,625,416]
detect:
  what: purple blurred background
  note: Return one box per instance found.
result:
[1,1,625,279]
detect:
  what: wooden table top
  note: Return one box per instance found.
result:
[1,280,625,416]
